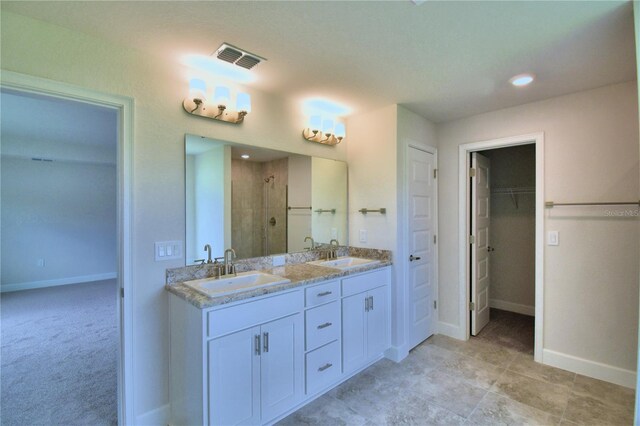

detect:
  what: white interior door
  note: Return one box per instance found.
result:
[407,147,437,349]
[471,152,491,335]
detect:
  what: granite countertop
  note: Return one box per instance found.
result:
[165,257,391,310]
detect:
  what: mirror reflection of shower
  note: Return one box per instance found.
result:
[263,175,276,255]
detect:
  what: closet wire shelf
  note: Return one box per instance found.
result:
[491,186,535,209]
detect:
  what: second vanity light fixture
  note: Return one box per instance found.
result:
[183,78,251,124]
[302,115,346,146]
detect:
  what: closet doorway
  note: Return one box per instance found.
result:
[458,133,544,362]
[470,146,536,352]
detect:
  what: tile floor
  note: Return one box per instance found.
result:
[278,309,635,425]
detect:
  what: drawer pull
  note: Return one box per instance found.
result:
[318,363,333,372]
[317,322,332,329]
[254,334,261,356]
[317,291,332,297]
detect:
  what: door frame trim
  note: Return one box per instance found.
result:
[1,70,135,423]
[402,142,438,351]
[458,133,544,362]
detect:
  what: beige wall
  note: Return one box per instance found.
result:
[483,145,536,313]
[0,11,347,422]
[437,82,639,380]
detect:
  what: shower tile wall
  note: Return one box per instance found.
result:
[231,160,264,259]
[263,158,288,255]
[231,157,288,258]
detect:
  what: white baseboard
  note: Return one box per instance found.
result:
[490,299,535,316]
[437,321,466,340]
[136,403,170,426]
[1,272,117,292]
[385,345,408,362]
[543,349,636,389]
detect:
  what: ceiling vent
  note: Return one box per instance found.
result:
[214,43,265,70]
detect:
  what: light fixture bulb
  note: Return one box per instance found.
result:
[189,78,207,101]
[322,119,334,135]
[509,73,534,87]
[214,86,231,106]
[309,115,322,132]
[334,122,346,139]
[236,93,251,113]
[241,154,250,159]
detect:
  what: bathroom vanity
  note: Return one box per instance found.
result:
[166,249,391,426]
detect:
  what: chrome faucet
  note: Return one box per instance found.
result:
[204,244,213,264]
[329,239,340,260]
[304,236,315,250]
[224,248,236,276]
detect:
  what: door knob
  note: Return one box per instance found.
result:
[409,254,421,261]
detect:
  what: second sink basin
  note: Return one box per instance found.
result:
[308,256,380,270]
[183,271,291,298]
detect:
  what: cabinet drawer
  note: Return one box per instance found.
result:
[341,268,389,297]
[305,280,340,307]
[207,290,303,338]
[305,301,340,351]
[305,340,341,395]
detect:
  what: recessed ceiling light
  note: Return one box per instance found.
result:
[241,154,250,159]
[510,74,534,87]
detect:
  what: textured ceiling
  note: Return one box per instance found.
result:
[2,1,636,122]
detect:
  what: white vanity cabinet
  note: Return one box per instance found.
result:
[170,289,304,426]
[341,268,390,374]
[169,265,391,426]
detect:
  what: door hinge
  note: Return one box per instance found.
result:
[469,302,475,311]
[469,168,476,178]
[120,287,124,298]
[469,235,475,244]
[433,169,438,179]
[433,235,437,244]
[433,300,437,310]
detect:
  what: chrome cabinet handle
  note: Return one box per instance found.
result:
[364,297,369,312]
[263,332,269,353]
[487,246,495,252]
[318,363,333,372]
[255,334,261,356]
[317,291,332,297]
[369,296,374,311]
[409,254,421,261]
[317,322,332,329]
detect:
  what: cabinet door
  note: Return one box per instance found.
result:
[367,286,388,359]
[208,326,261,426]
[260,314,303,422]
[342,292,367,373]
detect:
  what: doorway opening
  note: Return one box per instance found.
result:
[0,71,133,424]
[469,145,536,354]
[458,133,544,362]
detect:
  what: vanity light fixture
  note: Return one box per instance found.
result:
[183,78,251,124]
[509,73,534,87]
[302,115,346,146]
[240,154,250,159]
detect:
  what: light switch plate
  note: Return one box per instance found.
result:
[155,241,183,261]
[547,231,559,246]
[359,229,368,243]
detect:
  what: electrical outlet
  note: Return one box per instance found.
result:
[331,228,338,239]
[37,258,45,267]
[359,229,368,243]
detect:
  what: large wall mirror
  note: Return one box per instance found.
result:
[185,134,348,265]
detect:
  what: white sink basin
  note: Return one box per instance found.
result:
[308,256,380,270]
[183,271,291,297]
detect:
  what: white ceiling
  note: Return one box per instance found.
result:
[2,1,636,123]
